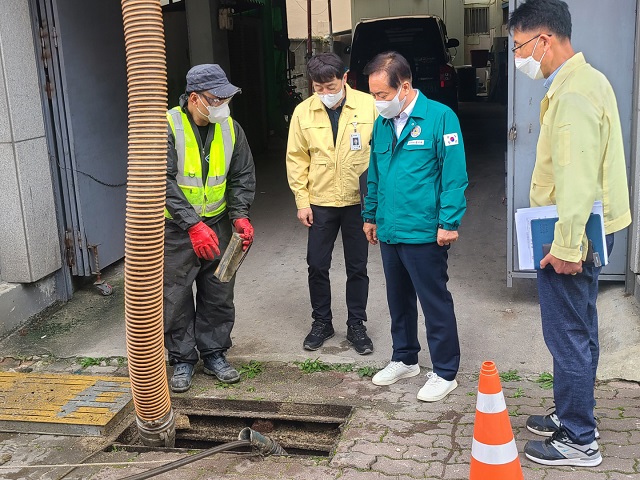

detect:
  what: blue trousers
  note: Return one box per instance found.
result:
[537,234,614,444]
[380,242,460,381]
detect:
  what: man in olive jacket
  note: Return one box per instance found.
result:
[362,52,468,403]
[286,53,378,355]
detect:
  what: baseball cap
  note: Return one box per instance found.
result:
[186,64,241,98]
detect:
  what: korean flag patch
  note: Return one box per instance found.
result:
[444,133,459,146]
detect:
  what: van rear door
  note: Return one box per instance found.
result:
[349,17,450,103]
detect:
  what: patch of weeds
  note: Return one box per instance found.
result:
[379,427,389,442]
[309,455,327,466]
[79,357,105,368]
[227,395,238,400]
[295,358,332,374]
[33,319,81,338]
[617,406,625,418]
[511,387,524,398]
[116,357,128,367]
[238,360,264,379]
[508,408,520,417]
[535,372,554,390]
[215,382,235,389]
[246,386,256,393]
[357,366,378,378]
[500,369,522,382]
[467,391,477,396]
[332,363,354,373]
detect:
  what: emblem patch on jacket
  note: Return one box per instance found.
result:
[410,126,421,138]
[444,133,459,146]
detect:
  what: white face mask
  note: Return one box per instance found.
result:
[197,96,230,123]
[375,86,407,119]
[317,88,344,109]
[515,38,546,80]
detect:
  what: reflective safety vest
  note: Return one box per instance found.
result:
[165,107,236,219]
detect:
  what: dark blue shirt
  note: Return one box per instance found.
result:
[324,96,346,144]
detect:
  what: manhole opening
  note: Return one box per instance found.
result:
[108,398,353,457]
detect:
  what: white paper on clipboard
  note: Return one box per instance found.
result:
[515,201,606,270]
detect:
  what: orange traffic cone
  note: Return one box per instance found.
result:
[469,361,524,480]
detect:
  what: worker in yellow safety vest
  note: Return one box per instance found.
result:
[164,64,256,393]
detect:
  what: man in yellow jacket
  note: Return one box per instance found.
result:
[286,53,377,354]
[509,0,631,468]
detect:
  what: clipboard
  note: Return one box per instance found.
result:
[531,213,606,269]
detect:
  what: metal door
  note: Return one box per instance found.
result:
[507,0,636,285]
[33,0,128,277]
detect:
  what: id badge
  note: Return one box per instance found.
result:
[350,132,362,151]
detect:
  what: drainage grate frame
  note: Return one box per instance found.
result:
[109,398,353,457]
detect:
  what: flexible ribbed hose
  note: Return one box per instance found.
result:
[121,0,173,444]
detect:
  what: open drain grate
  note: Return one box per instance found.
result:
[109,398,353,457]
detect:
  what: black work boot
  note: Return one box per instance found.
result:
[303,320,335,350]
[203,352,240,383]
[170,363,194,393]
[347,322,374,355]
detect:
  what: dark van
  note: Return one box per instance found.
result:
[348,15,460,112]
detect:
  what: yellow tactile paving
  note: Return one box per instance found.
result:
[0,372,133,436]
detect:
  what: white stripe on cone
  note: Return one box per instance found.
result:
[476,391,507,413]
[471,438,519,465]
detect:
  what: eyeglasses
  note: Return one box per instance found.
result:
[200,94,230,107]
[511,33,552,53]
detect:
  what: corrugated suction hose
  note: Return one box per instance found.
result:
[121,0,175,447]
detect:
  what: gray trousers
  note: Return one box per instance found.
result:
[163,217,235,365]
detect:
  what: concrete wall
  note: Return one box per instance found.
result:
[0,0,67,336]
[164,10,191,108]
[463,1,505,65]
[185,0,231,73]
[0,277,60,337]
[631,1,640,300]
[0,0,61,284]
[286,0,351,40]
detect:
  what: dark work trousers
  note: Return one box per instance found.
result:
[163,216,235,365]
[307,204,369,326]
[537,234,614,445]
[379,241,460,381]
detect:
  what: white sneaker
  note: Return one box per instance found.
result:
[372,361,420,386]
[417,372,458,402]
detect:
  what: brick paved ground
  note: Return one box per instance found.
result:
[0,358,638,479]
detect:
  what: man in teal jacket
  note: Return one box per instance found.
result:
[362,51,468,402]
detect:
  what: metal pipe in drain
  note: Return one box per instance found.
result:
[120,428,287,480]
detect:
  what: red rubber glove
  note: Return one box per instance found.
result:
[233,218,254,251]
[188,221,220,260]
